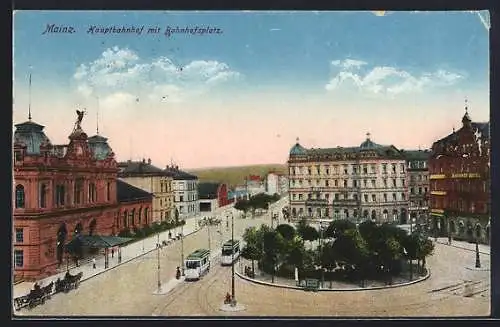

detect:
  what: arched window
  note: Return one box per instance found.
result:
[40,183,47,208]
[371,210,376,220]
[15,185,25,208]
[363,210,369,218]
[144,208,149,224]
[130,209,135,226]
[123,210,128,227]
[138,207,142,225]
[344,209,349,218]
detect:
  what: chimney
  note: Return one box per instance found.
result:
[148,158,151,165]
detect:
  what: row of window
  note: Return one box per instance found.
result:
[178,204,198,214]
[175,193,198,202]
[408,160,427,170]
[291,192,407,202]
[409,200,429,208]
[410,187,428,195]
[290,207,406,219]
[173,181,198,191]
[431,198,488,214]
[289,163,406,176]
[409,174,428,182]
[431,162,489,174]
[14,181,112,209]
[120,207,149,228]
[431,180,488,193]
[290,178,407,188]
[160,180,172,193]
[159,197,173,208]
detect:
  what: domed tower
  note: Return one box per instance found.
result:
[359,132,381,150]
[13,120,52,157]
[289,137,307,157]
[88,135,114,160]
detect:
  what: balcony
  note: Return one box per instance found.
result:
[305,199,329,206]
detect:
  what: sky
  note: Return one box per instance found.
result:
[12,11,490,169]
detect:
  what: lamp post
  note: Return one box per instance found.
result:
[230,212,237,306]
[156,232,161,293]
[319,221,324,289]
[207,220,211,253]
[181,223,185,276]
[475,240,481,268]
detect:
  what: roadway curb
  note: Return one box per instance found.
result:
[435,241,490,256]
[235,269,430,292]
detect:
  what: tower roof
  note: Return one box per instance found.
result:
[13,120,51,155]
[88,134,113,160]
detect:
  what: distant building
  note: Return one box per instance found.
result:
[265,171,289,195]
[198,182,229,212]
[228,189,249,202]
[287,134,408,223]
[245,175,265,196]
[164,165,199,219]
[429,107,490,244]
[402,150,430,224]
[118,160,175,223]
[115,180,153,232]
[13,117,118,279]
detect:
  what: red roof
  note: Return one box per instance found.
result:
[248,175,261,181]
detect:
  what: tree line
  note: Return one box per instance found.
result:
[233,193,281,216]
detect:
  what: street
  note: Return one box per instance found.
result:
[19,198,489,317]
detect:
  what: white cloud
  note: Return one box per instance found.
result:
[100,92,137,110]
[74,46,241,103]
[325,59,464,97]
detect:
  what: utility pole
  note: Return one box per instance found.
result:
[181,223,185,276]
[231,212,237,306]
[157,232,161,293]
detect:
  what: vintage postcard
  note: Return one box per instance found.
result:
[12,10,490,317]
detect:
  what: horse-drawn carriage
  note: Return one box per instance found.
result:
[13,281,54,311]
[55,271,83,293]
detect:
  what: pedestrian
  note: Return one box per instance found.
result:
[92,258,96,269]
[111,248,114,258]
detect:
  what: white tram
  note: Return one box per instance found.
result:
[220,239,240,266]
[184,248,211,281]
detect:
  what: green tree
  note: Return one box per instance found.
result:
[241,226,264,275]
[234,199,250,214]
[324,219,356,239]
[276,224,296,241]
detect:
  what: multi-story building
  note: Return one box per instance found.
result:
[115,180,153,232]
[429,108,490,244]
[265,172,280,195]
[13,113,154,280]
[118,160,175,223]
[198,182,229,212]
[266,171,289,195]
[164,165,199,219]
[402,150,430,224]
[245,175,265,196]
[287,134,409,223]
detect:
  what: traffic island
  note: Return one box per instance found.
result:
[235,269,430,292]
[219,302,246,312]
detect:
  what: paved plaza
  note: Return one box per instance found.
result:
[13,199,490,317]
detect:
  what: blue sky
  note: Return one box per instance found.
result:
[13,11,490,169]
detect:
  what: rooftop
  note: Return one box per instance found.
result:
[118,159,169,177]
[116,180,153,203]
[198,182,222,199]
[164,165,198,180]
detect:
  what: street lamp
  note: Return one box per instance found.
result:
[181,223,185,276]
[319,221,325,289]
[475,240,481,268]
[156,232,161,293]
[230,212,237,307]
